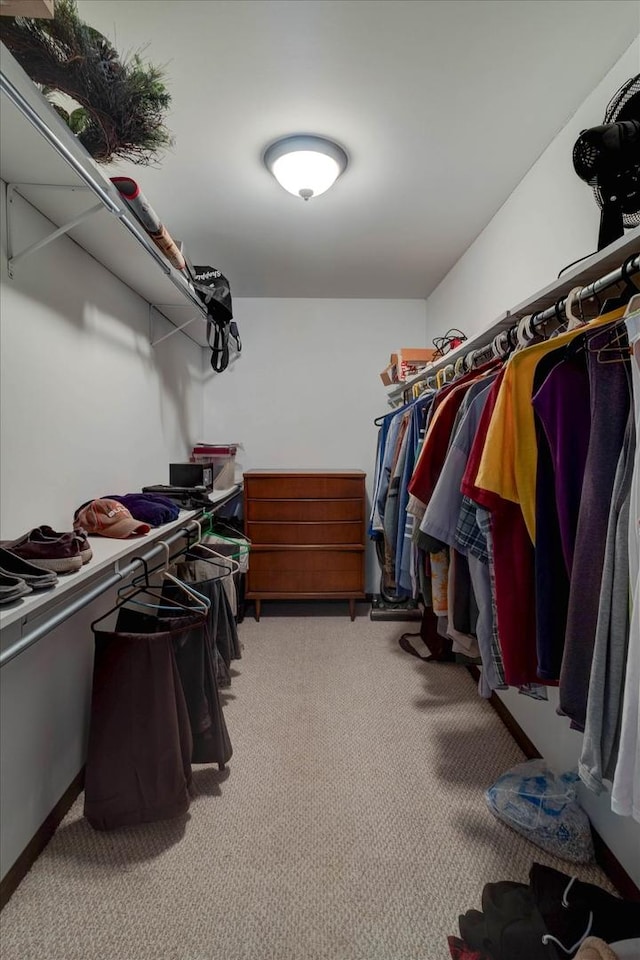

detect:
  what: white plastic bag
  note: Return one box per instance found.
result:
[485,760,594,863]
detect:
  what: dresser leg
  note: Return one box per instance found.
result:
[254,599,261,622]
[349,598,356,621]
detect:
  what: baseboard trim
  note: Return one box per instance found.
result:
[467,666,640,902]
[0,767,85,911]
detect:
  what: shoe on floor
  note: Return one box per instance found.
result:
[0,571,32,604]
[35,525,93,565]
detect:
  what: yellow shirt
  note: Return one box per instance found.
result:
[475,307,626,542]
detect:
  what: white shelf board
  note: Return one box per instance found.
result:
[0,45,209,348]
[0,485,242,636]
[386,229,640,403]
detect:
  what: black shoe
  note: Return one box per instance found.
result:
[0,571,32,604]
[0,548,58,590]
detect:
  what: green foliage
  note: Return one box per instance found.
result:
[0,0,173,165]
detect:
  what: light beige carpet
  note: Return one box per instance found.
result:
[0,613,613,960]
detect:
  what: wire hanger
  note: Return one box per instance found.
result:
[92,556,199,627]
[117,556,190,614]
[156,541,211,612]
[188,539,240,576]
[600,255,640,313]
[587,319,633,365]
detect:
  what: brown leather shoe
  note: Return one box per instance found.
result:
[35,525,93,564]
[2,533,82,574]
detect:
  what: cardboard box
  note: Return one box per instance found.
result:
[397,348,436,381]
[380,353,398,386]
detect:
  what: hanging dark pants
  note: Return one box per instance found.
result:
[84,608,202,831]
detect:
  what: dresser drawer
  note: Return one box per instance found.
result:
[246,498,363,523]
[247,549,364,594]
[247,521,363,545]
[245,475,363,500]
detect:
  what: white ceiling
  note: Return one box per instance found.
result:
[78,0,639,299]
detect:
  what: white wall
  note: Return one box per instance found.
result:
[0,183,204,879]
[0,186,203,539]
[424,37,640,342]
[423,43,640,886]
[202,298,427,592]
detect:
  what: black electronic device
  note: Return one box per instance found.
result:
[573,75,640,250]
[169,462,214,489]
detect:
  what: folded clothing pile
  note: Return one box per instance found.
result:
[104,493,180,526]
[452,863,640,959]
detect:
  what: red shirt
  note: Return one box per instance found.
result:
[409,361,501,508]
[462,370,539,686]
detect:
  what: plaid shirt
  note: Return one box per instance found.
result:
[455,496,489,563]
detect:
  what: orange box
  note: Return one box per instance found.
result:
[397,348,436,381]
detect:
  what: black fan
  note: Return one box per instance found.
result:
[573,74,640,250]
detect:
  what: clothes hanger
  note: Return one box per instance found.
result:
[156,541,211,612]
[624,291,640,317]
[586,319,633,365]
[187,539,241,576]
[454,355,466,379]
[464,348,477,372]
[93,557,197,627]
[203,522,252,558]
[564,286,584,331]
[548,298,567,339]
[514,314,536,351]
[123,546,211,614]
[600,255,640,313]
[119,555,194,613]
[491,330,511,359]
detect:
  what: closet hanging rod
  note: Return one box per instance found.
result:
[0,69,209,322]
[390,251,639,403]
[0,490,240,669]
[467,255,640,373]
[528,254,639,332]
[0,519,201,669]
[467,254,639,370]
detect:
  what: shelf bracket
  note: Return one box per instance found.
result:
[6,183,104,278]
[149,303,207,348]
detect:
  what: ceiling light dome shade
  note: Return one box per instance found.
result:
[264,135,348,201]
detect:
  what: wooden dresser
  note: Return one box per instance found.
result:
[243,470,366,620]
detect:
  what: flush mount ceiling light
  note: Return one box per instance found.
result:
[263,135,348,201]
